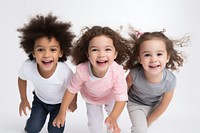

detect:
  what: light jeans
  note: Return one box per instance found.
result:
[86,101,115,133]
[127,101,154,133]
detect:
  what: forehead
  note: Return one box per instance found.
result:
[34,37,60,47]
[89,35,114,47]
[140,39,166,51]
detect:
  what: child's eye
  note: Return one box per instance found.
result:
[105,48,112,51]
[144,54,151,57]
[157,53,163,56]
[37,48,43,52]
[51,48,57,52]
[91,48,98,52]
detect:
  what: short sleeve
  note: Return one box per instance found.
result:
[67,63,87,94]
[18,59,30,80]
[166,75,176,92]
[112,63,128,101]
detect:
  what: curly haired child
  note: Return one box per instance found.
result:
[17,13,76,133]
[53,26,131,133]
[125,29,189,133]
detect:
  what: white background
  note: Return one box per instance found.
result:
[0,0,199,133]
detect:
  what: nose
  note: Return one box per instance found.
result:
[44,50,50,57]
[150,55,157,62]
[98,50,105,57]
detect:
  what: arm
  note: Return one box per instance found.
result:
[105,101,126,133]
[52,90,76,128]
[147,89,175,126]
[18,77,31,116]
[68,93,78,112]
[126,72,133,91]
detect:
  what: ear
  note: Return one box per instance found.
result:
[114,51,118,59]
[166,55,170,63]
[138,56,142,64]
[59,51,63,58]
[32,52,35,58]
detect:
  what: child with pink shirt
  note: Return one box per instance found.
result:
[53,26,131,133]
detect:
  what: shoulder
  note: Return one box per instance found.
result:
[163,68,176,90]
[20,59,36,69]
[76,62,89,72]
[110,61,124,71]
[163,69,176,82]
[56,62,73,76]
[57,62,72,72]
[129,66,143,81]
[23,59,36,65]
[18,59,37,80]
[74,62,90,79]
[109,61,126,78]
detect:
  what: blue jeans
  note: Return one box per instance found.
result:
[25,92,64,133]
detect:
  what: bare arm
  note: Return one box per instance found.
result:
[18,77,31,116]
[105,101,126,133]
[52,90,76,128]
[126,72,133,91]
[147,89,175,126]
[68,93,78,112]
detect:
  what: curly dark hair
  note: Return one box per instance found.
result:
[125,31,185,71]
[71,26,131,65]
[17,13,75,62]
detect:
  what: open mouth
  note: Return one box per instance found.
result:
[149,65,160,68]
[96,60,108,65]
[42,60,53,65]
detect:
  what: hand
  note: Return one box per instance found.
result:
[19,100,31,116]
[105,116,121,133]
[68,101,77,112]
[52,112,66,128]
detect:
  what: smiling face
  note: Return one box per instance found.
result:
[87,35,118,78]
[138,38,170,79]
[33,37,63,78]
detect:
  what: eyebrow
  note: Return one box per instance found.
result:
[89,45,114,49]
[142,50,165,54]
[34,44,60,48]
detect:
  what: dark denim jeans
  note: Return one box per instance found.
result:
[25,92,64,133]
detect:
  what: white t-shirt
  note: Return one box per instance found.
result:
[18,59,73,104]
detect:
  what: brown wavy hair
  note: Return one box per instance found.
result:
[125,31,186,71]
[17,13,75,62]
[71,26,131,65]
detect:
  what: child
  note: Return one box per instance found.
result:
[53,26,130,133]
[17,13,77,133]
[125,29,188,133]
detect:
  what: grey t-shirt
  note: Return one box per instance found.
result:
[128,67,176,106]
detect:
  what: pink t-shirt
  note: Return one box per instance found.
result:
[68,61,128,105]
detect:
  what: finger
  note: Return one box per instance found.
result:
[56,122,61,128]
[24,108,28,116]
[113,124,120,133]
[52,120,56,127]
[61,121,65,127]
[105,122,112,129]
[19,108,22,116]
[28,104,31,110]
